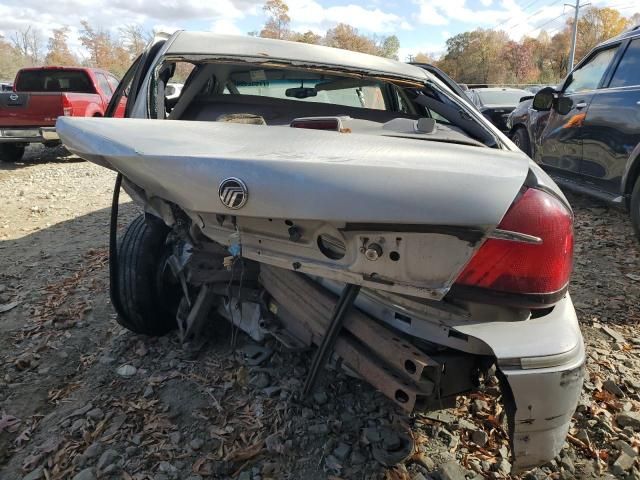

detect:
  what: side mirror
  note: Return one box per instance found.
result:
[556,96,573,115]
[532,87,555,111]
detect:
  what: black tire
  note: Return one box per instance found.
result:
[0,144,25,163]
[630,177,640,241]
[511,128,531,157]
[115,214,179,335]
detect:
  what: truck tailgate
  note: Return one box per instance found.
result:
[0,93,62,127]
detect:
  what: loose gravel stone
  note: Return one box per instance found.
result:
[190,437,204,450]
[84,442,102,459]
[603,379,625,397]
[21,467,44,480]
[333,442,351,461]
[613,452,635,476]
[97,449,119,471]
[471,430,489,447]
[116,364,137,377]
[617,412,640,430]
[72,468,96,480]
[86,407,104,420]
[439,460,467,480]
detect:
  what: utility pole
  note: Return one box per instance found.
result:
[565,0,590,73]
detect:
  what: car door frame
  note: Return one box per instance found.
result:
[105,34,171,119]
[535,43,622,177]
[576,36,640,198]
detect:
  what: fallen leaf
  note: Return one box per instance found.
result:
[0,414,21,433]
[224,439,264,462]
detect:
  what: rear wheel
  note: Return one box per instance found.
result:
[114,214,180,335]
[630,177,640,240]
[511,128,531,157]
[0,144,26,163]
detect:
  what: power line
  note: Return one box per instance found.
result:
[491,0,561,30]
[494,0,565,32]
[516,11,568,38]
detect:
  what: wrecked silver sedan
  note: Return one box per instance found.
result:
[57,31,584,471]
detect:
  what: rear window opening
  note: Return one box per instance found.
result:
[154,59,499,148]
[224,71,391,111]
[15,70,95,94]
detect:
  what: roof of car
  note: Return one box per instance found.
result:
[165,31,432,83]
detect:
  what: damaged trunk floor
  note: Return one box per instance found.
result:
[1,146,640,479]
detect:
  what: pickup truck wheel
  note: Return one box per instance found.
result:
[630,177,640,241]
[0,144,25,163]
[511,128,531,157]
[115,214,179,335]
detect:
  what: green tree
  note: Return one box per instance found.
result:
[378,35,400,60]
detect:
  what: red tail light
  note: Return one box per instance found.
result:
[454,188,573,306]
[61,94,73,116]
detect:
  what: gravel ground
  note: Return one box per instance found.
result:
[1,145,640,480]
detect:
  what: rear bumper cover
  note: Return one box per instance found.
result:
[501,352,584,472]
[0,127,59,143]
[329,284,585,471]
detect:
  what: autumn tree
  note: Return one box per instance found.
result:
[260,0,291,40]
[545,29,571,81]
[413,52,435,63]
[120,24,151,59]
[11,26,43,66]
[44,27,78,66]
[573,7,630,62]
[324,24,378,55]
[0,35,25,80]
[503,40,537,83]
[79,21,130,76]
[437,29,509,84]
[289,30,321,44]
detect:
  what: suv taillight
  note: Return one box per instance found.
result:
[454,188,573,307]
[61,94,73,116]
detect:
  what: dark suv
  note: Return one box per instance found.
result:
[507,26,640,237]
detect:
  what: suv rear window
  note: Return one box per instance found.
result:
[15,70,95,93]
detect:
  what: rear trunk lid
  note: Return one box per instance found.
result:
[57,117,530,300]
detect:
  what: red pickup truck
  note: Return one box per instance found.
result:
[0,66,124,163]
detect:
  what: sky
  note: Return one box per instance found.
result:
[0,0,638,61]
